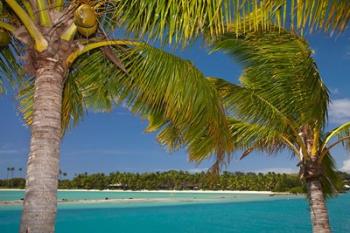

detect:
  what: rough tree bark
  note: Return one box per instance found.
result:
[20,58,66,233]
[307,178,331,233]
[304,157,332,233]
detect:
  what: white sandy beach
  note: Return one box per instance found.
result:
[0,189,295,206]
[0,188,280,194]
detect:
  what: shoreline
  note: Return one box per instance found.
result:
[0,188,287,195]
[0,191,299,207]
[0,198,237,206]
[0,189,296,206]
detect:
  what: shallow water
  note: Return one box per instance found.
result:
[0,191,349,233]
[0,190,282,201]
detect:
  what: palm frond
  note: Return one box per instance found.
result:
[322,121,350,151]
[227,118,289,155]
[0,39,23,93]
[61,75,85,133]
[18,41,233,161]
[108,0,226,45]
[209,77,297,134]
[270,0,350,33]
[211,28,329,128]
[17,77,34,126]
[104,0,350,46]
[146,117,185,153]
[107,0,281,46]
[319,152,343,197]
[116,43,233,161]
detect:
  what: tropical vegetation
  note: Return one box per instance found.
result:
[1,170,349,193]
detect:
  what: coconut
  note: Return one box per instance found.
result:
[74,4,97,28]
[0,29,10,47]
[77,24,97,37]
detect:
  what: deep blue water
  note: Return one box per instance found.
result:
[1,193,349,233]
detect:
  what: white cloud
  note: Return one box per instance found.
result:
[329,98,350,124]
[340,158,350,173]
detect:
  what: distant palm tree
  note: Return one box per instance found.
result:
[210,28,349,233]
[58,170,67,179]
[18,168,23,177]
[6,167,10,180]
[58,169,62,180]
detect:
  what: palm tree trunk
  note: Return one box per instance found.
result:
[20,59,65,233]
[307,178,331,233]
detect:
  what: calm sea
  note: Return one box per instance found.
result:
[0,191,349,233]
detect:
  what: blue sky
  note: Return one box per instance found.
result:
[1,29,350,178]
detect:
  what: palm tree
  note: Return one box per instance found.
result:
[11,167,15,178]
[18,167,23,177]
[6,167,9,179]
[209,28,350,233]
[0,1,236,232]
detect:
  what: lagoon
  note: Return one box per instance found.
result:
[0,191,349,233]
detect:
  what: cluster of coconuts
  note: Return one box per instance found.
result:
[0,4,97,47]
[74,4,98,37]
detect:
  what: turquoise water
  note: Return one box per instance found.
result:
[1,191,349,233]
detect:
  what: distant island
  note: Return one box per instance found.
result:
[1,170,350,194]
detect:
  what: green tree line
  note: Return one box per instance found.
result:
[2,171,349,194]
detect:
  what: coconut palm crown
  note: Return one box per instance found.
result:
[209,27,350,233]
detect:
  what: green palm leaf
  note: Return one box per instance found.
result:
[211,28,329,128]
[107,0,350,45]
[0,40,23,93]
[319,152,343,197]
[227,118,288,154]
[322,121,350,151]
[18,41,233,162]
[209,77,297,134]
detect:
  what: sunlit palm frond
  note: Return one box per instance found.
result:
[322,121,350,151]
[107,0,282,46]
[109,0,227,44]
[227,118,288,155]
[117,43,233,161]
[268,0,350,33]
[211,28,329,127]
[209,77,296,134]
[146,116,185,153]
[105,0,350,45]
[18,41,233,162]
